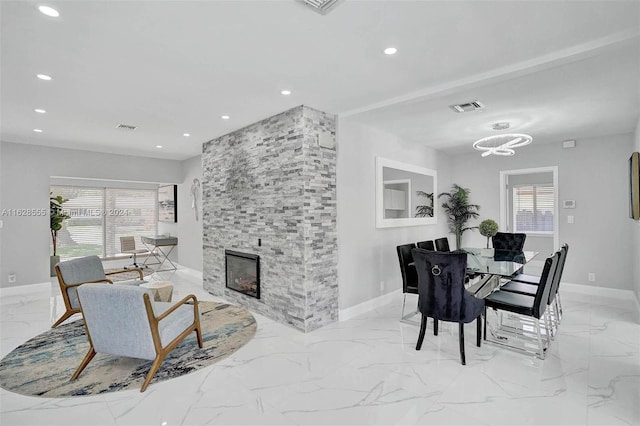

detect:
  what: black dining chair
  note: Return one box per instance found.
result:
[434,237,450,252]
[416,240,435,251]
[492,232,527,251]
[397,243,419,322]
[499,244,569,337]
[483,251,560,359]
[412,249,485,365]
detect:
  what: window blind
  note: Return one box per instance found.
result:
[50,185,157,259]
[513,185,554,233]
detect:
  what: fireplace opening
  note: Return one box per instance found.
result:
[225,250,260,299]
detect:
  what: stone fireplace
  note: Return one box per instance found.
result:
[202,105,338,332]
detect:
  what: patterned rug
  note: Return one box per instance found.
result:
[0,302,256,397]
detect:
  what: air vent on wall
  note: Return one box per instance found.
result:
[299,0,342,14]
[116,124,137,131]
[449,100,485,113]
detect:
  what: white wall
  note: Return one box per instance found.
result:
[451,133,635,290]
[175,155,203,272]
[0,141,183,287]
[337,118,451,310]
[633,118,640,305]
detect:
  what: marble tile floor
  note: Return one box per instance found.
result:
[1,269,639,426]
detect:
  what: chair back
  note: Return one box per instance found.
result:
[548,244,569,304]
[397,244,418,294]
[412,249,484,323]
[56,256,108,309]
[120,236,136,252]
[532,251,560,318]
[434,237,450,252]
[492,232,526,251]
[416,240,435,251]
[77,283,157,360]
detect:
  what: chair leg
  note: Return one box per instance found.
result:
[534,318,545,360]
[401,293,407,320]
[459,323,466,365]
[141,353,166,392]
[433,318,439,336]
[476,317,482,347]
[416,314,427,350]
[51,310,75,328]
[483,307,487,341]
[70,346,96,381]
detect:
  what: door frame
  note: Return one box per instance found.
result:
[499,166,560,251]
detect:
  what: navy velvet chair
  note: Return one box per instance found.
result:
[492,232,526,251]
[412,249,484,365]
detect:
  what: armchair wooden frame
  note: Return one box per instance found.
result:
[52,264,143,328]
[71,293,203,392]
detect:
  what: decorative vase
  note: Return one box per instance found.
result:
[480,248,494,257]
[50,255,60,277]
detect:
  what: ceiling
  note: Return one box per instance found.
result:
[1,0,639,161]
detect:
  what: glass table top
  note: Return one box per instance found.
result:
[463,248,538,278]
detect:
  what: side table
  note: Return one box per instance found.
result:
[140,281,174,302]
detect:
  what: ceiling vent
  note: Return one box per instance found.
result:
[116,124,137,131]
[449,100,485,113]
[299,0,342,15]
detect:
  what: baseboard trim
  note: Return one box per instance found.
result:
[339,289,401,322]
[0,281,51,298]
[562,282,637,301]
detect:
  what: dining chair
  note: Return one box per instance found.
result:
[412,249,484,365]
[73,283,202,392]
[52,255,145,328]
[416,240,435,251]
[483,251,559,359]
[397,243,418,323]
[499,244,569,336]
[434,237,450,252]
[491,232,526,251]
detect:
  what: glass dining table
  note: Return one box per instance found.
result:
[462,248,538,298]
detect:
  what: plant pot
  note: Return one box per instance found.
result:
[480,248,494,257]
[50,255,60,277]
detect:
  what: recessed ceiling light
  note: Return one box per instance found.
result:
[36,74,52,81]
[183,133,190,137]
[33,129,43,133]
[281,90,291,96]
[155,145,163,149]
[383,47,397,55]
[221,115,230,120]
[38,5,60,17]
[34,108,47,114]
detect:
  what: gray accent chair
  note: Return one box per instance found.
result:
[52,255,145,328]
[73,283,203,392]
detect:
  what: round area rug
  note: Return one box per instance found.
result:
[0,302,256,397]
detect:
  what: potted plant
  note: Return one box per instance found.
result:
[50,193,70,276]
[478,219,499,256]
[438,184,480,250]
[415,190,434,217]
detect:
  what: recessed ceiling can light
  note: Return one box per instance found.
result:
[221,115,230,120]
[36,74,52,81]
[34,108,47,114]
[383,47,397,55]
[38,5,60,17]
[183,133,190,137]
[281,90,291,95]
[33,129,43,133]
[155,145,163,148]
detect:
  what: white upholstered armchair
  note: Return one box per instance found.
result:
[72,283,203,392]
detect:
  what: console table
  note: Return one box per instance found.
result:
[141,235,178,272]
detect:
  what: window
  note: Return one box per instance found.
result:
[513,185,554,234]
[50,185,157,259]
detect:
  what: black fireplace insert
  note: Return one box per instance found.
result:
[225,250,260,299]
